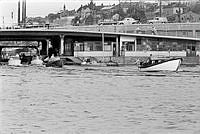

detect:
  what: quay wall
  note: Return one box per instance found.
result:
[75,55,200,65]
[74,51,200,65]
[91,56,200,65]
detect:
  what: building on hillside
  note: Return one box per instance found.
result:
[99,5,116,21]
[175,11,200,23]
[162,6,184,17]
[53,16,74,26]
[77,7,92,20]
[60,10,76,17]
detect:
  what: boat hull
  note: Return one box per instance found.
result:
[139,58,182,72]
[8,59,22,66]
[46,60,63,68]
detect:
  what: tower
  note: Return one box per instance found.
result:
[18,0,20,25]
[63,4,66,11]
[22,0,26,27]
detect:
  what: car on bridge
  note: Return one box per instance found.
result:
[98,19,118,26]
[117,18,139,25]
[148,17,168,24]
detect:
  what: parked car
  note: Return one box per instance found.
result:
[148,17,168,24]
[98,19,118,25]
[98,21,118,25]
[118,18,138,25]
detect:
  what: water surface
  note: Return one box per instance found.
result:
[0,65,200,134]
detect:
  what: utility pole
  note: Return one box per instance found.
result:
[18,0,20,26]
[119,0,121,20]
[159,0,162,17]
[22,0,26,28]
[178,0,181,23]
[11,11,14,28]
[2,16,5,28]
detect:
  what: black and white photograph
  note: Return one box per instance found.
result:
[0,0,200,133]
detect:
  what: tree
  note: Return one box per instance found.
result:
[127,5,147,23]
[112,7,126,20]
[191,2,200,14]
[85,15,94,25]
[72,16,81,26]
[47,13,60,23]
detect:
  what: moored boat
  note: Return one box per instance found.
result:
[8,54,22,66]
[138,57,182,72]
[45,54,63,68]
[31,56,43,66]
[46,60,63,68]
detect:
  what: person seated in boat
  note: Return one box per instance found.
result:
[146,54,152,65]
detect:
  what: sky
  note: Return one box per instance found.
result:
[0,0,195,26]
[0,0,120,26]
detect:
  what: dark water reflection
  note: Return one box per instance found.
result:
[0,65,200,134]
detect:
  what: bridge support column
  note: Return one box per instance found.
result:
[193,30,196,37]
[116,36,119,57]
[60,35,64,55]
[0,47,2,60]
[46,39,51,56]
[135,39,137,51]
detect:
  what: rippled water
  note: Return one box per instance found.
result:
[0,65,200,134]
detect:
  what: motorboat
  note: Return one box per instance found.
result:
[45,54,63,68]
[8,54,22,66]
[138,57,182,72]
[31,56,43,66]
[105,60,119,66]
[46,60,63,68]
[62,57,82,65]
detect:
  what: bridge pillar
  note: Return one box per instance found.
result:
[60,35,65,55]
[46,39,51,56]
[193,30,196,37]
[116,36,119,57]
[0,47,2,60]
[40,40,47,55]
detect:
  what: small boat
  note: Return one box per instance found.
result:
[8,55,22,66]
[105,61,118,66]
[138,57,182,72]
[62,57,82,65]
[45,55,63,68]
[31,56,43,66]
[46,60,63,68]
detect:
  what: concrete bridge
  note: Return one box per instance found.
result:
[1,28,200,64]
[1,28,200,55]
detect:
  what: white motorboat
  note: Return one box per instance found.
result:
[138,57,182,72]
[31,56,43,66]
[8,55,22,66]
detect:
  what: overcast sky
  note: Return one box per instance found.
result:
[0,0,120,26]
